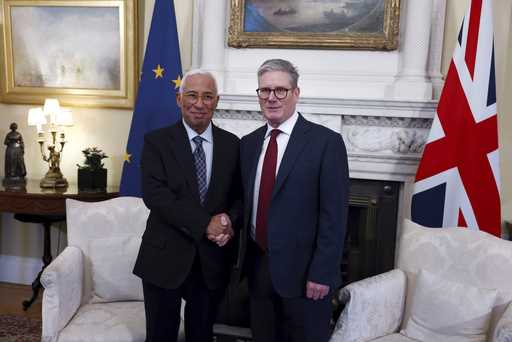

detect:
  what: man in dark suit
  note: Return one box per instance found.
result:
[239,59,349,342]
[133,70,241,342]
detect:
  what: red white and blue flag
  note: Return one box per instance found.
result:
[411,0,501,236]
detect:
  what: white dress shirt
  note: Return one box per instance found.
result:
[182,119,213,188]
[250,111,299,239]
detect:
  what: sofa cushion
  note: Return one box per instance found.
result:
[89,236,143,302]
[58,301,145,342]
[402,269,497,342]
[397,219,512,338]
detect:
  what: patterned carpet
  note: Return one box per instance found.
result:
[0,314,41,342]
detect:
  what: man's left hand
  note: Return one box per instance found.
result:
[306,281,329,301]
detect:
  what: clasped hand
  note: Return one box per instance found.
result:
[207,213,233,247]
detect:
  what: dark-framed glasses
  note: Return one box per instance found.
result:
[256,87,292,100]
[183,92,217,105]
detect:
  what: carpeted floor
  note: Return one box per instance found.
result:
[0,314,41,342]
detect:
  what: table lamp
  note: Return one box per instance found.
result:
[27,99,73,188]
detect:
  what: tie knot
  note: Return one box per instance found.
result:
[270,129,281,139]
[192,136,203,146]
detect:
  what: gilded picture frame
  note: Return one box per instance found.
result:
[228,0,400,50]
[0,0,138,108]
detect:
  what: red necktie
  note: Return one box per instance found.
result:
[255,129,280,250]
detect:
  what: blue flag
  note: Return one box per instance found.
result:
[120,0,182,196]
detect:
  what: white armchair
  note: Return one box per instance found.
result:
[41,197,152,342]
[330,219,512,342]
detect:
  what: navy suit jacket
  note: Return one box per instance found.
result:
[239,114,349,297]
[133,121,242,290]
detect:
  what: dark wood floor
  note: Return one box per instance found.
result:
[0,282,42,320]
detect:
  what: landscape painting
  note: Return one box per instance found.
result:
[11,6,120,90]
[0,0,138,108]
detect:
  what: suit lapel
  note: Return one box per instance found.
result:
[272,114,311,197]
[169,121,201,203]
[203,125,222,209]
[245,125,267,214]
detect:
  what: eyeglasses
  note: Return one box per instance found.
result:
[182,92,217,105]
[256,87,292,100]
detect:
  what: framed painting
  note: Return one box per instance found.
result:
[0,0,138,108]
[228,0,400,50]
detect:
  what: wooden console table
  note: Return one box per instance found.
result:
[0,180,119,310]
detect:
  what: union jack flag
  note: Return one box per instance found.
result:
[411,0,501,236]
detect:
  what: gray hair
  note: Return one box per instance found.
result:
[257,59,299,88]
[179,69,218,94]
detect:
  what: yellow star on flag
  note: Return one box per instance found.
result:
[171,75,182,89]
[152,64,164,79]
[123,152,132,163]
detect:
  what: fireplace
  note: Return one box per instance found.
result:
[342,179,400,284]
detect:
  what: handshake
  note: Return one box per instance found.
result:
[207,213,234,247]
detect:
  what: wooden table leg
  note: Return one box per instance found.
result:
[22,221,53,310]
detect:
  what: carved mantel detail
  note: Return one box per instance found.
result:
[343,116,431,154]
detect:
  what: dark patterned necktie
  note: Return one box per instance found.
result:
[255,129,281,250]
[192,136,207,205]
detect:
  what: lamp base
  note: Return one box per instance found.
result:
[40,170,68,188]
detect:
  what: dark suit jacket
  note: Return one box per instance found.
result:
[239,114,349,298]
[133,121,241,290]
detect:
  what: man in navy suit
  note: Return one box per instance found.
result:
[239,59,349,342]
[133,70,241,342]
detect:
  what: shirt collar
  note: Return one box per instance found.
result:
[265,111,298,138]
[182,119,213,143]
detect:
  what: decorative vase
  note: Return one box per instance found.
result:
[77,168,107,192]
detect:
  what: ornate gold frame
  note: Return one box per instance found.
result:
[228,0,400,50]
[0,0,138,108]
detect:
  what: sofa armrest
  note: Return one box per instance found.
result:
[495,302,512,342]
[41,246,83,342]
[329,269,407,342]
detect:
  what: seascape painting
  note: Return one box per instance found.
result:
[229,0,399,49]
[244,0,384,33]
[244,0,385,34]
[10,6,120,90]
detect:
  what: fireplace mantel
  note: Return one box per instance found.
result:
[215,94,437,182]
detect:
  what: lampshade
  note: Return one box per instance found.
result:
[27,107,46,126]
[55,109,73,126]
[43,98,60,115]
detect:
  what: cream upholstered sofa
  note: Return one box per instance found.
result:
[330,219,512,342]
[41,197,184,342]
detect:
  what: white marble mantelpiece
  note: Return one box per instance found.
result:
[214,95,437,182]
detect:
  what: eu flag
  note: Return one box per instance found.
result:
[120,0,182,196]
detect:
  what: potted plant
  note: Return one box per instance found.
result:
[77,147,108,192]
